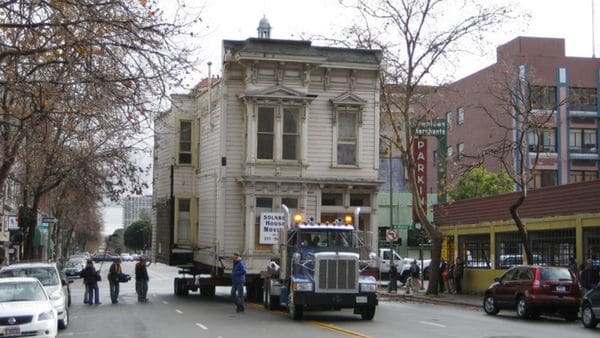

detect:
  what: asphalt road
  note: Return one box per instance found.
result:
[61,262,600,338]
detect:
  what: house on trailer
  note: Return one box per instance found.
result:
[152,19,383,275]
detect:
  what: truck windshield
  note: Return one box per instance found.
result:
[299,230,353,248]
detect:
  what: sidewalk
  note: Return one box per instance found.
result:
[378,280,483,308]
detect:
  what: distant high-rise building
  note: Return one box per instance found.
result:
[122,195,152,227]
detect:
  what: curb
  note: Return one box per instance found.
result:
[379,292,482,309]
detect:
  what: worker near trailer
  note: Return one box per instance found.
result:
[231,252,247,313]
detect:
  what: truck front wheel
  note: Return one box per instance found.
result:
[360,305,376,320]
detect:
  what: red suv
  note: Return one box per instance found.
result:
[483,265,581,321]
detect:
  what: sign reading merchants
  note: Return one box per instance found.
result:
[259,212,286,245]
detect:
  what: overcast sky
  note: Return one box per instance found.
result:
[192,0,600,82]
[105,0,600,233]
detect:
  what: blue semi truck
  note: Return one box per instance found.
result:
[261,205,378,320]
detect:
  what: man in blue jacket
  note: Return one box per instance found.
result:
[231,252,247,313]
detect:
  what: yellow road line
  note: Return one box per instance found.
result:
[248,303,373,338]
[307,321,374,338]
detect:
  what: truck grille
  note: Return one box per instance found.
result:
[316,257,358,293]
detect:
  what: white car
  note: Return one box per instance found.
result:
[0,277,58,338]
[0,263,71,329]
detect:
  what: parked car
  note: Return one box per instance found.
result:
[63,260,85,278]
[91,251,119,262]
[483,265,581,321]
[120,253,133,262]
[582,285,600,328]
[0,262,72,329]
[0,277,58,338]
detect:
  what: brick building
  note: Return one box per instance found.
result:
[426,37,600,191]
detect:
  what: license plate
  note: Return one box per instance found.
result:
[356,296,367,304]
[556,285,566,292]
[5,326,20,335]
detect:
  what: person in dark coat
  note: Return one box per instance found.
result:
[135,257,151,302]
[580,258,600,295]
[231,252,247,313]
[388,264,398,293]
[108,258,123,304]
[454,257,465,294]
[80,260,101,305]
[439,260,447,293]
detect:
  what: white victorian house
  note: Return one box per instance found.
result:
[153,19,383,273]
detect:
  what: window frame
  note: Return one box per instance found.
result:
[335,108,359,166]
[176,118,196,166]
[527,128,557,153]
[174,196,198,246]
[530,85,557,110]
[457,142,465,160]
[569,87,597,111]
[569,128,597,153]
[457,107,464,125]
[256,105,302,163]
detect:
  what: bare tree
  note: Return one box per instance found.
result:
[340,0,515,294]
[482,68,568,264]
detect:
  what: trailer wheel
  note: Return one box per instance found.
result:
[200,285,215,297]
[288,293,303,320]
[174,278,181,296]
[360,305,376,320]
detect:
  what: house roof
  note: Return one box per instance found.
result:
[434,180,600,226]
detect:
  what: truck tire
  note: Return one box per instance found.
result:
[288,293,303,320]
[174,278,188,296]
[360,305,376,320]
[200,285,216,297]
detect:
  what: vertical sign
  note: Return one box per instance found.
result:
[259,212,286,244]
[413,137,428,222]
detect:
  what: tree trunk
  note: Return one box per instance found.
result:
[426,236,442,295]
[509,194,533,264]
[22,195,42,260]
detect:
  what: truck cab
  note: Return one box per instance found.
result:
[263,206,378,320]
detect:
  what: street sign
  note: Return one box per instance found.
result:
[8,216,18,230]
[385,229,398,242]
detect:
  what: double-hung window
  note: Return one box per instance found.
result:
[175,197,197,245]
[257,107,275,160]
[178,119,194,165]
[257,106,300,161]
[337,109,358,165]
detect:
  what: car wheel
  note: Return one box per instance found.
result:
[58,308,68,329]
[583,303,599,328]
[483,294,499,315]
[516,296,530,319]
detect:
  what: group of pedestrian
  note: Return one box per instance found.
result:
[79,256,151,305]
[440,257,464,294]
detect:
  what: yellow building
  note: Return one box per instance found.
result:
[434,181,600,293]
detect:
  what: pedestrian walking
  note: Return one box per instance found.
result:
[80,259,101,305]
[231,252,247,313]
[454,256,465,294]
[439,260,447,293]
[135,256,151,302]
[568,257,578,278]
[580,258,600,295]
[108,258,123,304]
[388,264,398,293]
[406,260,420,294]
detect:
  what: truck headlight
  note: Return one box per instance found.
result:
[360,283,378,292]
[292,281,312,291]
[38,310,55,321]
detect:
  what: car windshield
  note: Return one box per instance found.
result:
[540,267,572,281]
[66,262,83,268]
[299,230,353,248]
[0,267,60,286]
[0,281,46,302]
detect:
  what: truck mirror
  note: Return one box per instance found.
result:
[292,252,301,263]
[368,252,377,261]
